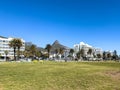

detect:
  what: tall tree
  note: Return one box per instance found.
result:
[9,38,23,60]
[59,48,64,59]
[69,49,74,56]
[45,44,52,58]
[112,50,118,60]
[87,48,92,55]
[93,52,96,58]
[103,51,106,60]
[30,44,36,60]
[9,39,17,60]
[35,50,42,58]
[16,39,23,60]
[76,49,85,60]
[69,49,74,60]
[23,51,29,58]
[80,49,85,58]
[97,54,102,58]
[107,53,111,60]
[76,51,80,59]
[4,50,9,61]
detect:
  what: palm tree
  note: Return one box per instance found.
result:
[69,49,74,56]
[45,44,52,58]
[87,48,92,55]
[112,50,118,60]
[69,49,74,60]
[23,51,28,58]
[30,44,36,60]
[80,49,85,59]
[59,48,64,59]
[107,53,111,60]
[4,50,9,61]
[76,51,80,60]
[9,39,17,60]
[97,54,102,58]
[16,39,23,60]
[9,38,23,61]
[35,50,42,58]
[76,49,85,60]
[103,51,106,60]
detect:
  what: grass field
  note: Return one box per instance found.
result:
[0,61,120,90]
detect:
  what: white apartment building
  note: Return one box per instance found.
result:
[94,48,103,55]
[0,36,25,59]
[74,44,80,53]
[74,42,103,57]
[74,42,93,53]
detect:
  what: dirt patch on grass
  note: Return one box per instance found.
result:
[105,70,120,81]
[0,85,3,90]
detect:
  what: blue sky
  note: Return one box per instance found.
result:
[0,0,120,54]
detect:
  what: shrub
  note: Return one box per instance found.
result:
[33,60,38,63]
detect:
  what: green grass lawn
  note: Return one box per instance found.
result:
[0,61,120,90]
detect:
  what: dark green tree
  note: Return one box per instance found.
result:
[97,54,102,58]
[112,50,118,60]
[69,49,74,56]
[76,51,80,59]
[59,48,64,59]
[30,45,36,60]
[16,39,23,60]
[9,39,17,60]
[35,50,42,58]
[45,44,52,58]
[107,53,111,60]
[87,48,92,55]
[69,49,74,60]
[103,51,106,60]
[9,38,23,60]
[80,49,85,58]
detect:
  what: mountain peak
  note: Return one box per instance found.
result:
[53,40,60,45]
[51,40,70,51]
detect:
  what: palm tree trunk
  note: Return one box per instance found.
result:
[17,48,20,60]
[14,48,16,61]
[48,50,50,59]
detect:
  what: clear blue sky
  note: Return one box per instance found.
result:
[0,0,120,54]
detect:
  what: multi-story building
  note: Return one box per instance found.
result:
[94,48,103,55]
[80,42,93,56]
[74,42,103,58]
[74,44,80,53]
[74,42,93,53]
[0,36,25,60]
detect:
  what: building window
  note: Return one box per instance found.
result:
[0,40,2,42]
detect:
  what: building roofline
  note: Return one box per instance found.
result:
[0,36,8,39]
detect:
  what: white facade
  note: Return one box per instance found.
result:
[94,48,103,55]
[0,36,25,59]
[74,42,103,57]
[74,44,80,53]
[74,42,92,53]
